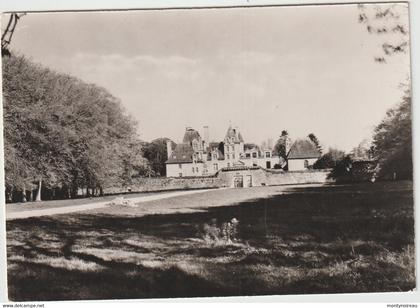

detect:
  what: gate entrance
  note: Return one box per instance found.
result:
[233,175,243,188]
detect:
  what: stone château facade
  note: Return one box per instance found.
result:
[166,125,320,178]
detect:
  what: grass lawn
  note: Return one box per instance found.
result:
[6,181,415,300]
[5,190,170,213]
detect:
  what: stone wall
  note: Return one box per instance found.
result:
[217,168,267,187]
[218,168,332,187]
[265,169,332,185]
[103,168,332,195]
[103,176,226,195]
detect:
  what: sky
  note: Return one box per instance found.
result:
[3,3,411,152]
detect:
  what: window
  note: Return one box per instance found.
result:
[192,167,195,173]
[227,163,230,167]
[196,167,199,172]
[266,152,271,158]
[304,160,309,168]
[232,154,235,159]
[178,164,182,169]
[252,152,257,158]
[213,163,218,171]
[227,154,230,159]
[246,153,251,158]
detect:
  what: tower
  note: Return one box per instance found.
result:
[203,126,210,147]
[166,140,173,158]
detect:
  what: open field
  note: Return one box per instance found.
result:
[6,181,415,300]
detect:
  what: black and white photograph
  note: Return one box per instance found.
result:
[0,0,415,302]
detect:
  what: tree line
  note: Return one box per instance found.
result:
[273,88,412,182]
[3,54,172,202]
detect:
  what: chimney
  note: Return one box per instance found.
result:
[166,140,173,158]
[203,126,210,145]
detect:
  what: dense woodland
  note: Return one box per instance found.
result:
[3,54,171,202]
[371,90,412,179]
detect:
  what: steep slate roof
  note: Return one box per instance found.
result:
[208,142,220,148]
[287,139,321,159]
[183,128,201,144]
[238,132,244,143]
[244,143,259,150]
[166,143,194,164]
[225,126,244,143]
[206,149,225,161]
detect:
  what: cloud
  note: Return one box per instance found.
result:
[66,53,199,79]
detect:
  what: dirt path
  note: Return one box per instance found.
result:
[5,189,217,220]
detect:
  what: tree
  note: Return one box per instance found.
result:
[260,138,273,150]
[328,155,353,182]
[313,148,345,169]
[357,3,411,180]
[370,89,412,180]
[308,133,322,154]
[140,138,175,177]
[1,13,25,56]
[329,89,412,182]
[358,3,409,63]
[328,155,375,183]
[274,130,289,159]
[120,140,154,185]
[3,54,150,201]
[351,139,373,160]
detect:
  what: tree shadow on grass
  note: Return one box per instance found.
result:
[6,182,415,300]
[8,257,232,301]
